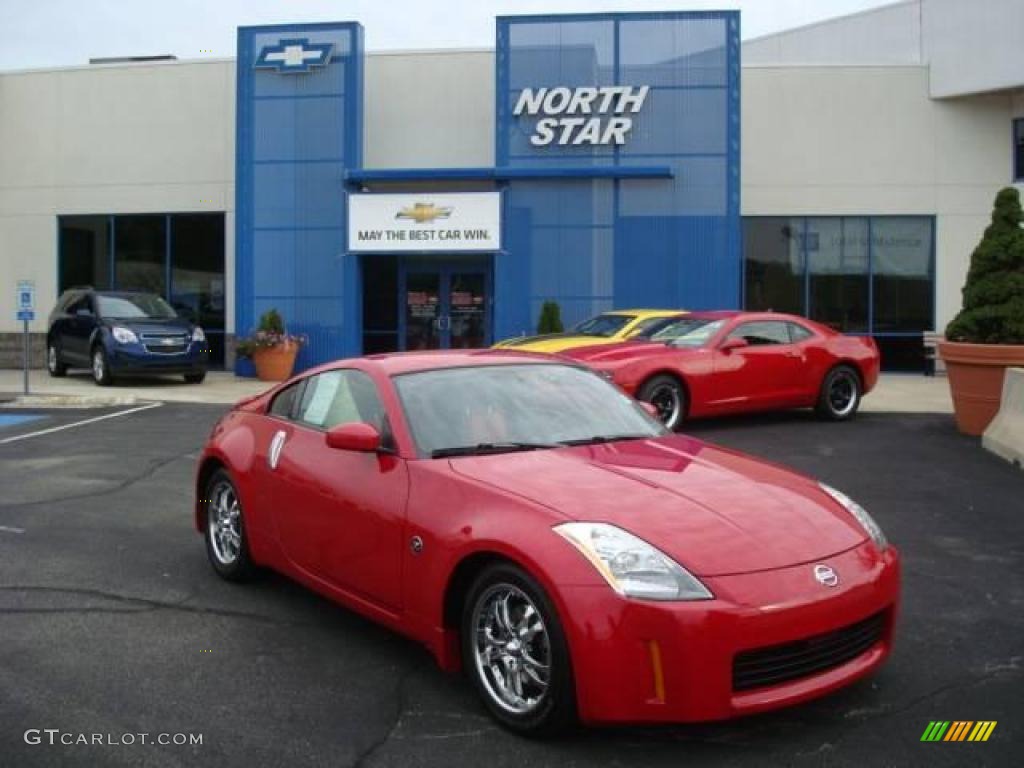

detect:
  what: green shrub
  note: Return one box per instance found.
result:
[945,187,1024,344]
[537,301,564,334]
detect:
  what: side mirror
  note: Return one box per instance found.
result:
[326,422,382,453]
[719,337,748,353]
[639,401,659,419]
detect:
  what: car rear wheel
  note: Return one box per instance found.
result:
[91,346,113,386]
[203,469,255,581]
[184,372,207,384]
[816,365,862,421]
[47,342,67,377]
[638,374,686,430]
[462,563,575,735]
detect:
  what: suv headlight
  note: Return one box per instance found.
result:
[111,326,138,344]
[192,326,206,343]
[820,483,888,550]
[554,522,713,601]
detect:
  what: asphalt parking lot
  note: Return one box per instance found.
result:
[0,403,1021,767]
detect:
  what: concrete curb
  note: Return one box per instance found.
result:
[0,393,143,409]
[982,367,1024,469]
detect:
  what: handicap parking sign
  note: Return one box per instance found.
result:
[15,280,35,322]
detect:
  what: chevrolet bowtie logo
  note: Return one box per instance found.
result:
[255,38,333,73]
[396,203,453,224]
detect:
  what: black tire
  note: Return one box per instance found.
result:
[816,365,862,421]
[637,374,686,430]
[461,563,576,735]
[184,371,207,384]
[91,345,113,386]
[47,340,67,377]
[203,469,256,582]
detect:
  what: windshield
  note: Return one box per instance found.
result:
[634,315,684,339]
[571,313,633,337]
[394,363,665,457]
[649,318,725,348]
[97,294,177,320]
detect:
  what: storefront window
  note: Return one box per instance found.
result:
[115,215,166,295]
[742,218,804,315]
[59,216,111,290]
[1014,118,1024,181]
[171,214,226,363]
[872,217,934,333]
[807,217,869,333]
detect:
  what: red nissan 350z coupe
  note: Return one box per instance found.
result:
[195,350,899,734]
[563,311,881,429]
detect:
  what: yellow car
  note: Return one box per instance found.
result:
[493,309,686,354]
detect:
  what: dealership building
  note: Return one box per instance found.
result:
[1,0,1022,372]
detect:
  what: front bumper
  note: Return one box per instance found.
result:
[559,541,900,724]
[108,343,208,375]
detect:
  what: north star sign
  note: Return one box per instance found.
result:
[254,38,333,73]
[513,85,650,147]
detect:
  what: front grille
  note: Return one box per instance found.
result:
[732,612,886,692]
[141,333,188,355]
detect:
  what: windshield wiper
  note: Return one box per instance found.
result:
[559,434,651,447]
[431,442,559,459]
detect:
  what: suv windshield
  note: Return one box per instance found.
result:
[649,318,725,348]
[96,294,177,320]
[572,313,633,337]
[394,363,665,457]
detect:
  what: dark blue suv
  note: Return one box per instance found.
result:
[47,289,209,385]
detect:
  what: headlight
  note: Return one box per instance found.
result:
[819,483,888,550]
[192,326,206,343]
[111,326,138,344]
[553,522,713,601]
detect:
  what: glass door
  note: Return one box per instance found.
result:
[400,262,490,351]
[448,272,487,349]
[403,271,443,350]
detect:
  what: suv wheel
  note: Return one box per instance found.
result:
[184,371,207,384]
[47,342,67,377]
[92,346,113,386]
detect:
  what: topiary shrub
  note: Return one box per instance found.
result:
[537,301,564,334]
[945,187,1024,344]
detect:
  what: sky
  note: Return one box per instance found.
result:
[0,0,897,71]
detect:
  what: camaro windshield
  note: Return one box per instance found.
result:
[394,363,665,457]
[649,318,725,348]
[97,294,177,320]
[572,313,633,337]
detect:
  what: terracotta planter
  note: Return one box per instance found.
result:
[939,341,1024,436]
[252,343,300,382]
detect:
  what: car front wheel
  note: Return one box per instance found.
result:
[184,371,207,384]
[816,365,862,421]
[92,346,113,386]
[638,374,686,430]
[203,469,255,581]
[47,342,67,377]
[462,563,575,735]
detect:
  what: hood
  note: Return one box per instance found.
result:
[104,317,194,335]
[449,435,866,576]
[499,332,600,348]
[563,340,690,364]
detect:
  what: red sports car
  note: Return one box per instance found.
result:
[563,311,881,429]
[195,351,899,733]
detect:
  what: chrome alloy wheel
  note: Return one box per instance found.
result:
[472,584,551,715]
[92,350,105,382]
[828,369,859,417]
[48,345,58,373]
[648,382,682,428]
[207,481,242,566]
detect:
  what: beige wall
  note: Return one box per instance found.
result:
[742,64,1014,331]
[0,59,235,333]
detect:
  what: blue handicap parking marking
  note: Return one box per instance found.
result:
[0,413,46,429]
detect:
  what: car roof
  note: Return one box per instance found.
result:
[327,349,569,377]
[605,308,682,316]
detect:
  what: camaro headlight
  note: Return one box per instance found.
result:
[192,326,206,343]
[553,522,713,601]
[819,483,888,550]
[111,326,138,344]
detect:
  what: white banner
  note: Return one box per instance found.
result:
[348,192,501,253]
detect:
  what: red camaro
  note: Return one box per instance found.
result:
[563,311,881,429]
[195,351,899,733]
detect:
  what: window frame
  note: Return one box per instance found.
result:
[1014,118,1024,183]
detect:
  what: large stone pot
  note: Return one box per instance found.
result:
[939,341,1024,436]
[252,342,300,382]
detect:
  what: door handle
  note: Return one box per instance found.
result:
[268,430,287,470]
[436,315,451,332]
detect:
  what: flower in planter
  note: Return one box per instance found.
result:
[236,309,308,359]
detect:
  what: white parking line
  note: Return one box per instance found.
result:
[0,525,25,534]
[0,402,163,446]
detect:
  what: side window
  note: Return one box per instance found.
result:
[296,370,386,431]
[67,296,92,316]
[730,321,790,346]
[788,323,813,343]
[269,381,302,419]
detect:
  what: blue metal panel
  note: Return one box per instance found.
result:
[493,12,741,340]
[236,22,363,373]
[344,166,672,183]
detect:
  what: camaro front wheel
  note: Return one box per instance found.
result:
[204,469,255,581]
[462,563,575,735]
[816,365,862,421]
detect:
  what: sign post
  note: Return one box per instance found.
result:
[16,280,36,396]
